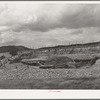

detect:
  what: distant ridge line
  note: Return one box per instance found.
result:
[0,45,32,53]
[0,41,100,52]
[37,41,100,50]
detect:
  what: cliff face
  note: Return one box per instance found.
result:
[0,41,100,57]
[36,41,100,56]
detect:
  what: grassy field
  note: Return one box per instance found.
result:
[0,53,100,89]
[0,66,99,89]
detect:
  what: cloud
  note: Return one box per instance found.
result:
[59,5,100,29]
[0,3,100,32]
[4,4,99,33]
[0,3,100,48]
[0,27,99,48]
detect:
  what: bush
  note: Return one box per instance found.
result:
[0,55,5,60]
[9,51,17,56]
[9,57,22,64]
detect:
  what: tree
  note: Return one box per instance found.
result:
[9,51,17,56]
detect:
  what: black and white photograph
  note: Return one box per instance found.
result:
[0,1,100,89]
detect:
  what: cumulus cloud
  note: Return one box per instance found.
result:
[7,4,100,32]
[0,2,100,48]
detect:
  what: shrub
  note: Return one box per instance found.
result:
[9,57,22,64]
[0,55,5,60]
[9,51,17,56]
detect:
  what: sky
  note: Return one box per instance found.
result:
[0,2,100,48]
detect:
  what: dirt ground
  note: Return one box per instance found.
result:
[0,65,100,89]
[0,77,100,89]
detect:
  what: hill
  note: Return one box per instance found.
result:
[0,46,32,53]
[38,41,100,50]
[0,41,100,55]
[37,41,100,55]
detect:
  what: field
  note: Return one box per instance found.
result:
[0,66,100,89]
[1,75,100,89]
[0,52,100,89]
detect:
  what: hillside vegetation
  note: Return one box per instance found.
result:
[0,46,31,53]
[36,41,100,55]
[0,42,100,89]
